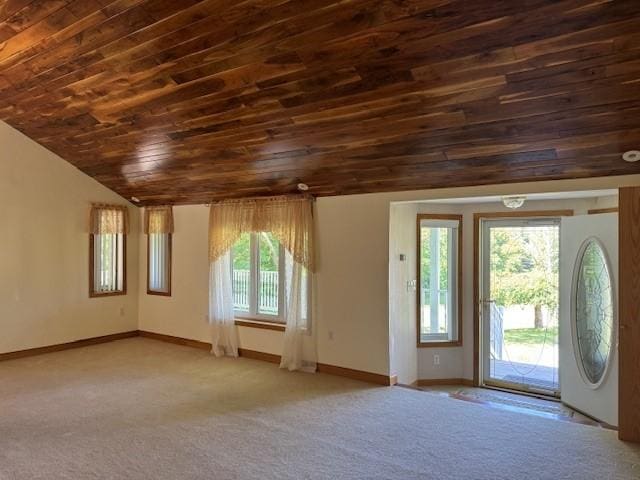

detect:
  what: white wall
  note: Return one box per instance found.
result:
[389,203,418,384]
[390,194,619,383]
[137,206,210,346]
[0,122,140,354]
[315,194,392,374]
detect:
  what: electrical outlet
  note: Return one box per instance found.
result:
[328,331,334,341]
[119,307,125,317]
[433,354,440,366]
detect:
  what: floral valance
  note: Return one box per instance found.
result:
[89,204,129,235]
[144,206,174,234]
[208,195,315,272]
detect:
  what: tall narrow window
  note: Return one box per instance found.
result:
[148,233,171,295]
[145,206,174,296]
[89,205,128,297]
[232,232,285,323]
[417,214,462,346]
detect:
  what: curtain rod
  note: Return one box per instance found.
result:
[90,202,129,209]
[206,193,315,206]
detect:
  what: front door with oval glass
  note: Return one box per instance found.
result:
[560,213,618,426]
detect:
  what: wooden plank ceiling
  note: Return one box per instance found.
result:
[0,0,640,205]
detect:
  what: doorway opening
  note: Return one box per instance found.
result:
[480,217,560,396]
[388,189,618,422]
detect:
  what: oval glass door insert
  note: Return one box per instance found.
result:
[574,239,614,386]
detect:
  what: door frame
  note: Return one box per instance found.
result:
[472,210,574,386]
[618,187,640,442]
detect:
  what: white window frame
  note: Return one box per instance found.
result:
[417,215,462,346]
[233,232,286,323]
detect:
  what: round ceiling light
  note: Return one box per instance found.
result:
[131,196,140,203]
[297,183,309,191]
[502,195,526,209]
[622,150,640,163]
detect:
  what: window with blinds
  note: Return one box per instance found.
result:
[89,204,128,297]
[147,233,171,295]
[91,232,125,296]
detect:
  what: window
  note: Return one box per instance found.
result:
[417,214,462,346]
[573,238,614,386]
[147,233,172,295]
[232,232,285,322]
[144,205,173,296]
[90,232,126,296]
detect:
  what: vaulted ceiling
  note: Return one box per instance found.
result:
[1,0,639,205]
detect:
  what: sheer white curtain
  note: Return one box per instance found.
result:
[280,252,316,372]
[208,195,315,370]
[209,251,238,357]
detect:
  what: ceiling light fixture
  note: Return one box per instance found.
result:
[622,150,640,163]
[502,195,526,209]
[131,196,140,203]
[297,183,309,191]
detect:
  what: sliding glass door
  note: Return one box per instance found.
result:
[480,218,560,395]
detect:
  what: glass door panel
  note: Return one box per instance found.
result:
[481,219,561,395]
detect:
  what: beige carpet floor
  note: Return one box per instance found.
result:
[1,338,638,480]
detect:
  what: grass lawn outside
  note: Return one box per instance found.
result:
[504,326,559,345]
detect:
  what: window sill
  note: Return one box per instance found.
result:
[90,291,126,298]
[417,340,462,348]
[234,319,286,332]
[147,290,171,297]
